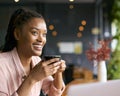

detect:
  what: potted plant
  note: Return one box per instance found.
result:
[107,0,120,80]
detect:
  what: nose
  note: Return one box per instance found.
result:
[37,34,46,43]
[37,34,43,42]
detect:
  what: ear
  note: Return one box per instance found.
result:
[14,28,20,40]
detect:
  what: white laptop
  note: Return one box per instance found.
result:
[67,79,120,96]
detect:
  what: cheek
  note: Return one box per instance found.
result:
[21,36,34,46]
[43,38,47,45]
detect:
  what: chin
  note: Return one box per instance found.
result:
[32,51,42,56]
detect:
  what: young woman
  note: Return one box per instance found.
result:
[0,8,66,96]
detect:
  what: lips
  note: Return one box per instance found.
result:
[33,44,43,51]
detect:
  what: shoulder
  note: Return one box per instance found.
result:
[0,52,11,94]
[0,52,13,73]
[0,52,11,65]
[0,52,11,76]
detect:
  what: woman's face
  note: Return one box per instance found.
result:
[16,18,47,56]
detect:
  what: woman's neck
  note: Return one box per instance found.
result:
[17,47,32,75]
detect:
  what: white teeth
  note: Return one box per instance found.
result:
[34,45,42,48]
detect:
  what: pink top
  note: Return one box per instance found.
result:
[0,48,65,96]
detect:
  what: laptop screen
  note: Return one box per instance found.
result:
[67,79,120,96]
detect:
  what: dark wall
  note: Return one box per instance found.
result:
[43,3,95,70]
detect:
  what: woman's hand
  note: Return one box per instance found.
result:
[29,58,61,82]
[57,60,66,73]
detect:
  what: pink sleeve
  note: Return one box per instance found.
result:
[0,92,8,96]
[0,91,18,96]
[0,62,18,96]
[42,76,65,96]
[11,92,18,96]
[49,82,65,96]
[0,65,8,96]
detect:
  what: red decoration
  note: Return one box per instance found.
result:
[86,40,111,62]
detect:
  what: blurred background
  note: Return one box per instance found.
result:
[0,0,117,85]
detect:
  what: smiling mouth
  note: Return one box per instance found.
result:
[33,45,43,51]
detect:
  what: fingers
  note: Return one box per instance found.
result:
[42,58,60,67]
[49,66,60,74]
[47,61,61,75]
[46,60,66,73]
[41,60,60,76]
[30,58,66,82]
[38,59,66,76]
[49,61,61,68]
[57,60,66,72]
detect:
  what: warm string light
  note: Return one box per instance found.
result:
[49,25,54,30]
[14,0,19,2]
[52,31,57,36]
[91,27,100,35]
[77,32,82,38]
[69,0,74,2]
[48,24,58,37]
[77,20,87,38]
[69,5,74,9]
[48,20,87,38]
[81,20,86,26]
[79,26,84,31]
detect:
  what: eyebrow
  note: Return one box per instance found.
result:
[31,27,40,30]
[31,27,47,32]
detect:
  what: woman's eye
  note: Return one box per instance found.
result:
[32,31,38,36]
[43,33,47,37]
